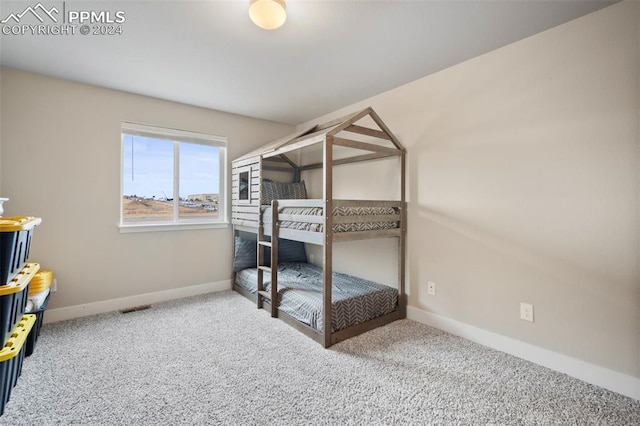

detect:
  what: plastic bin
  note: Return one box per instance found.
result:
[0,264,39,348]
[28,270,53,295]
[0,314,35,416]
[0,217,41,286]
[25,292,48,357]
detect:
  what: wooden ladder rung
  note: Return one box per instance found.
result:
[258,266,272,273]
[258,290,271,300]
[258,241,272,247]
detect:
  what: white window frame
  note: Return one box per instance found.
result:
[119,122,228,233]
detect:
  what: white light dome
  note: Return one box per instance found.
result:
[249,0,286,30]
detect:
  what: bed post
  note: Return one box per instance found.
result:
[323,135,333,348]
[399,149,407,318]
[257,203,265,310]
[270,200,279,318]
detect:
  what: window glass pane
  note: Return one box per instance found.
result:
[179,143,219,220]
[122,135,174,222]
[239,171,249,200]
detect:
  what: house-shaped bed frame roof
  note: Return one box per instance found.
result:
[234,107,405,176]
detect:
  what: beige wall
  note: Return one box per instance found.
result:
[300,2,640,377]
[0,69,293,309]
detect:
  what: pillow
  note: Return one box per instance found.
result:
[233,237,256,272]
[261,180,307,205]
[274,238,307,263]
[233,237,307,272]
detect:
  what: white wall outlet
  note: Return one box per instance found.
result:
[520,302,534,322]
[427,281,436,296]
[51,278,58,293]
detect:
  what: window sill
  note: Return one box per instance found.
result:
[119,221,229,233]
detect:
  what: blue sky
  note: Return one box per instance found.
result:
[122,135,219,199]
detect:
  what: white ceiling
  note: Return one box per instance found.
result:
[0,0,615,124]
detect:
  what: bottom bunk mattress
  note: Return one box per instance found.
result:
[235,262,398,332]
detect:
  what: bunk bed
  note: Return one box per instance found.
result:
[232,107,406,348]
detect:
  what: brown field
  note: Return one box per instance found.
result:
[123,198,218,219]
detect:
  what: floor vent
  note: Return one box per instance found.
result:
[120,305,151,314]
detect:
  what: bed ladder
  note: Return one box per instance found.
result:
[256,200,279,317]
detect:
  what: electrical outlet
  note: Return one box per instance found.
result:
[51,278,58,293]
[427,281,436,296]
[520,302,534,322]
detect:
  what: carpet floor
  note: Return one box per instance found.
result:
[2,291,639,425]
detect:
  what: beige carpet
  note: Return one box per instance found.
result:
[3,291,638,425]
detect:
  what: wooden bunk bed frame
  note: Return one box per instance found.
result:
[232,107,406,348]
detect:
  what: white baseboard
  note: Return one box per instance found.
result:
[407,306,640,401]
[44,280,231,324]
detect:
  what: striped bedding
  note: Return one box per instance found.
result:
[262,206,400,233]
[235,262,398,332]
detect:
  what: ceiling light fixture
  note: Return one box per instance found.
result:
[249,0,286,30]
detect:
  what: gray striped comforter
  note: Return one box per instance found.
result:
[235,262,398,332]
[262,206,400,233]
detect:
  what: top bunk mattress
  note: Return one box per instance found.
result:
[235,262,398,332]
[262,205,400,233]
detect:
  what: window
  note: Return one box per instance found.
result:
[120,123,227,232]
[238,167,251,203]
